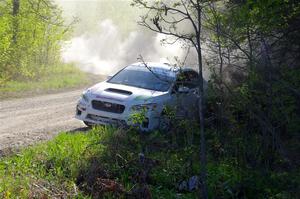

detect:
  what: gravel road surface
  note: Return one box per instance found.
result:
[0,89,87,152]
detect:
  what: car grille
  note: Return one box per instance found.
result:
[91,100,125,114]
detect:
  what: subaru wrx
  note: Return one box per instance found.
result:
[75,62,200,131]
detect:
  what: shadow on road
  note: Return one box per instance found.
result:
[67,127,91,134]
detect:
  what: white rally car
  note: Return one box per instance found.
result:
[75,62,200,131]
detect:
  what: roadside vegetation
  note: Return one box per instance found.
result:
[0,64,89,99]
[0,0,86,97]
[0,126,298,198]
[131,1,300,198]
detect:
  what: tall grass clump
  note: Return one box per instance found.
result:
[0,127,105,198]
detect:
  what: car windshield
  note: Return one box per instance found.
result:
[108,65,176,92]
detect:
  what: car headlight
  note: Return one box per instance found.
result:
[131,103,158,112]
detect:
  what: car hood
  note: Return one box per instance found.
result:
[86,81,167,104]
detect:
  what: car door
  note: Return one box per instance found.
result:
[172,70,199,120]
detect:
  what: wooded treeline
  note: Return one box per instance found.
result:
[0,0,68,84]
[205,0,300,169]
[205,0,300,197]
[133,0,300,198]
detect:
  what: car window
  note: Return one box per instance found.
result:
[175,70,199,90]
[108,65,176,92]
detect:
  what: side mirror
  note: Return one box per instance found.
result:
[107,75,113,80]
[178,85,190,93]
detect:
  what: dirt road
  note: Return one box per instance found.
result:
[0,89,87,151]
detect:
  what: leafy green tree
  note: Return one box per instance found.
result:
[0,0,69,83]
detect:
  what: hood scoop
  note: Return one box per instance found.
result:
[105,88,132,96]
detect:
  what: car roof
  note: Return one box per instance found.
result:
[131,62,176,70]
[131,62,198,74]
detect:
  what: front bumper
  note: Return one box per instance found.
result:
[75,100,160,131]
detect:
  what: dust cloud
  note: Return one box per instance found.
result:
[61,19,186,75]
[56,0,204,76]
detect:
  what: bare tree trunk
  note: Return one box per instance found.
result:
[196,1,208,198]
[12,0,20,44]
[246,25,253,70]
[214,3,224,140]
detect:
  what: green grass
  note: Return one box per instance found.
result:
[0,127,298,198]
[0,128,103,198]
[0,64,88,98]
